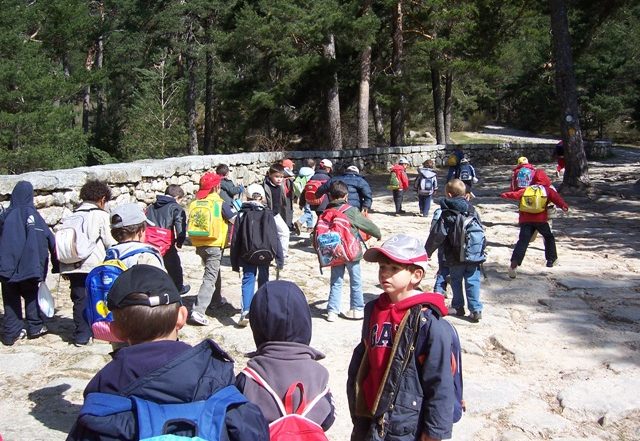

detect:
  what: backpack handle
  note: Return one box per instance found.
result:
[284,382,306,415]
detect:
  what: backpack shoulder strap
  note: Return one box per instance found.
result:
[119,246,163,265]
[337,204,352,214]
[242,367,287,416]
[80,392,133,417]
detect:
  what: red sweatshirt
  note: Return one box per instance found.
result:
[390,164,410,191]
[501,169,569,223]
[362,292,447,411]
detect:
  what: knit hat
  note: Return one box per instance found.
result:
[196,172,222,199]
[363,234,428,271]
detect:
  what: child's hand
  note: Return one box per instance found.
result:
[562,207,569,212]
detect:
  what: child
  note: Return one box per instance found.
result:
[108,203,164,270]
[323,181,381,322]
[262,164,292,257]
[301,158,332,215]
[510,157,536,191]
[389,157,410,215]
[67,265,269,440]
[446,146,464,182]
[315,164,374,213]
[230,184,284,327]
[236,280,335,431]
[456,158,478,198]
[425,179,484,322]
[415,159,438,217]
[500,169,569,278]
[554,141,565,178]
[145,184,189,295]
[216,163,244,206]
[0,181,58,345]
[293,160,316,233]
[347,234,454,440]
[189,172,236,326]
[59,180,116,346]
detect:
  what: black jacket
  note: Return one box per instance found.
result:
[316,172,373,210]
[145,195,187,247]
[347,300,454,441]
[425,196,478,265]
[220,177,244,204]
[67,339,269,441]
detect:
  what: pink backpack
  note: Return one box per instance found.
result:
[242,367,329,441]
[314,204,361,268]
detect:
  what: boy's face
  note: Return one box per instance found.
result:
[269,172,285,186]
[378,260,424,298]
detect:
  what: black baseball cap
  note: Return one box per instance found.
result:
[107,265,182,309]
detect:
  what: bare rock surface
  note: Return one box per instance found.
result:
[2,148,640,440]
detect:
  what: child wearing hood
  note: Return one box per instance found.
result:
[500,168,569,278]
[236,280,335,431]
[389,158,410,215]
[414,159,438,217]
[0,181,58,345]
[347,234,454,441]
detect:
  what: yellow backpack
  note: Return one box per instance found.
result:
[447,154,459,167]
[519,185,548,214]
[187,197,224,240]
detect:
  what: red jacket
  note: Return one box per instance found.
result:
[501,169,568,223]
[390,164,409,191]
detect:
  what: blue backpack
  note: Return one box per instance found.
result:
[457,164,473,182]
[515,167,534,189]
[85,246,162,342]
[443,209,486,263]
[78,385,247,440]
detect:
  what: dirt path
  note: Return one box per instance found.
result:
[1,151,639,441]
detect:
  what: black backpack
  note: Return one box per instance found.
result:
[236,205,279,265]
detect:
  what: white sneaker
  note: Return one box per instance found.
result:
[326,312,338,322]
[238,312,249,327]
[190,311,209,326]
[508,266,517,279]
[340,309,364,320]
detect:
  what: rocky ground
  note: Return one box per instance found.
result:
[1,147,639,441]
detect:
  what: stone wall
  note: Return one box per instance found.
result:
[0,142,610,226]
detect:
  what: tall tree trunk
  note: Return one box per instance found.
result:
[82,85,91,133]
[323,33,343,150]
[431,60,445,144]
[203,50,214,154]
[95,35,105,136]
[390,0,404,146]
[549,0,589,187]
[357,45,371,149]
[186,52,199,155]
[371,95,385,144]
[444,70,453,144]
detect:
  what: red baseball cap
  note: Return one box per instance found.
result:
[281,159,295,170]
[196,172,222,199]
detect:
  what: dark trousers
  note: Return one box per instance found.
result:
[392,189,404,213]
[163,246,184,290]
[1,279,43,344]
[68,273,92,344]
[511,222,557,266]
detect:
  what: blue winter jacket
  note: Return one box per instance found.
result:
[67,339,269,441]
[0,181,57,283]
[316,172,373,210]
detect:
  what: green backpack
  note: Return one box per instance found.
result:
[387,171,401,190]
[293,175,311,198]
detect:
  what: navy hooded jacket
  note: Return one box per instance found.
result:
[0,181,57,283]
[316,172,373,210]
[67,339,269,441]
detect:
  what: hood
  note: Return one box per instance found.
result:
[376,292,448,317]
[390,164,405,172]
[249,280,312,347]
[418,167,436,178]
[532,168,552,186]
[440,196,471,212]
[298,166,315,177]
[240,201,265,211]
[9,181,34,209]
[151,195,176,209]
[121,340,234,401]
[513,163,535,172]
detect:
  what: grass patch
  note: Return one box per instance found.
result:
[450,132,508,144]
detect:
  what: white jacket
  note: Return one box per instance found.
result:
[59,202,117,274]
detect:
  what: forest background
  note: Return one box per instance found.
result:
[0,0,638,175]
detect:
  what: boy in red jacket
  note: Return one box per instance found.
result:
[390,157,410,215]
[500,169,569,278]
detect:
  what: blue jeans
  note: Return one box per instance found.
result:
[241,264,269,313]
[418,194,433,217]
[449,264,482,313]
[433,265,449,295]
[298,204,314,228]
[328,261,363,314]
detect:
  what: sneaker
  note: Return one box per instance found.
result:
[340,309,364,320]
[73,338,93,347]
[28,325,48,340]
[508,266,517,279]
[469,311,482,323]
[179,284,191,295]
[237,312,250,327]
[546,259,557,268]
[189,311,209,326]
[2,329,27,346]
[448,307,466,317]
[326,311,338,322]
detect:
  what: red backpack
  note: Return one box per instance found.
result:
[303,180,326,206]
[144,226,173,256]
[242,367,329,441]
[314,204,361,268]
